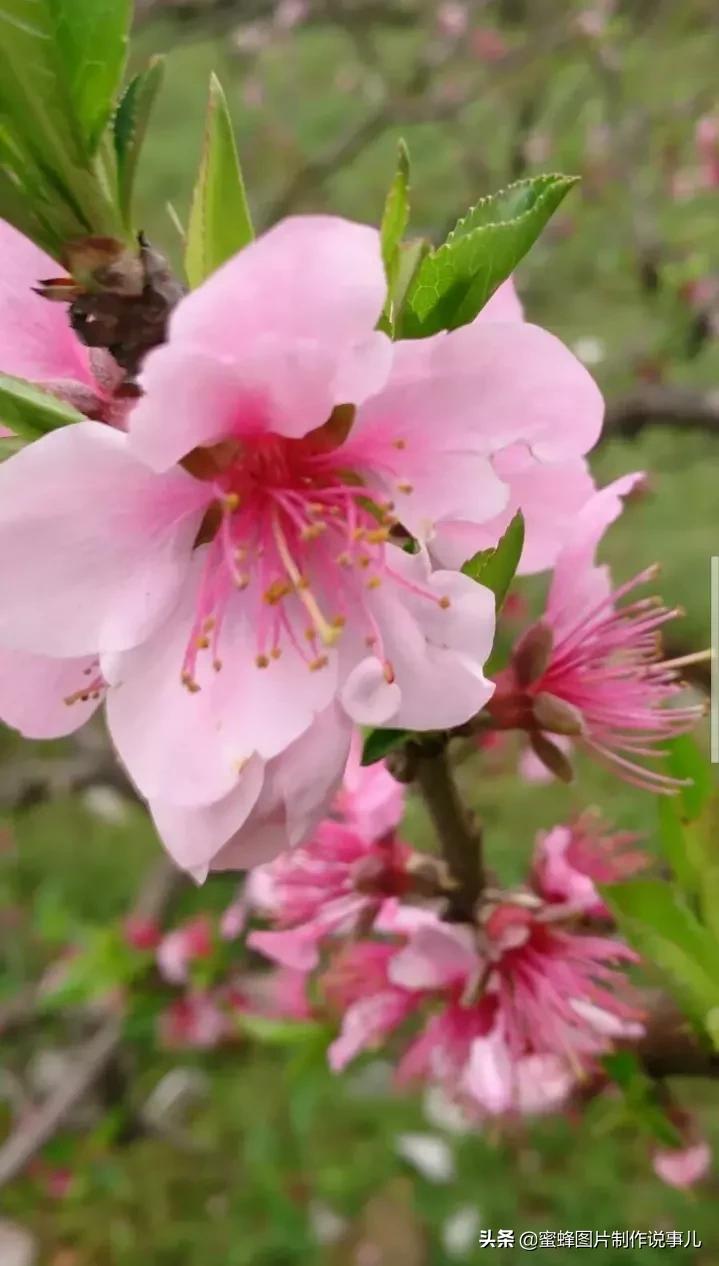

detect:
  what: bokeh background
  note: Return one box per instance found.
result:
[1,2,718,1262]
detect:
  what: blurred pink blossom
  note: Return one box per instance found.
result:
[332,731,405,843]
[490,474,702,789]
[653,1139,712,1190]
[158,990,228,1049]
[157,916,214,984]
[533,815,648,918]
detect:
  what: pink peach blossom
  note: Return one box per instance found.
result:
[156,915,214,984]
[248,818,413,971]
[0,219,602,870]
[652,1140,712,1190]
[533,814,648,919]
[489,474,702,789]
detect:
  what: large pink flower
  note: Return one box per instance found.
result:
[0,217,600,864]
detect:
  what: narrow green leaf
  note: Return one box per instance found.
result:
[185,74,254,289]
[401,174,578,338]
[381,140,410,289]
[0,373,84,440]
[53,0,132,154]
[0,0,130,155]
[665,734,714,821]
[114,56,165,225]
[462,511,525,611]
[235,1013,331,1047]
[657,797,696,892]
[361,727,411,767]
[602,879,719,1025]
[0,0,129,252]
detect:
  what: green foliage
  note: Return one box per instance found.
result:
[602,878,719,1038]
[400,174,578,337]
[185,73,254,288]
[361,726,411,767]
[462,511,525,612]
[602,1052,682,1148]
[114,56,166,226]
[380,138,410,328]
[0,0,131,254]
[0,373,84,439]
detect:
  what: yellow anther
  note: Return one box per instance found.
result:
[263,579,291,605]
[366,528,390,544]
[358,555,371,568]
[305,627,317,642]
[271,646,282,659]
[337,551,352,567]
[272,510,341,648]
[392,438,407,450]
[300,523,326,540]
[383,660,395,684]
[309,655,329,672]
[332,614,347,629]
[438,595,451,609]
[396,480,414,495]
[196,636,210,650]
[366,576,382,590]
[203,616,216,632]
[255,654,270,669]
[223,492,241,512]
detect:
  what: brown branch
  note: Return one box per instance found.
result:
[0,856,182,1190]
[414,747,484,920]
[636,994,719,1080]
[603,384,719,442]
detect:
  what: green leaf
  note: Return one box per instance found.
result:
[361,727,411,767]
[114,56,165,225]
[381,140,410,287]
[0,373,84,440]
[235,1013,331,1048]
[657,797,696,893]
[602,879,719,1025]
[185,74,254,289]
[0,434,26,461]
[602,1052,682,1148]
[0,0,130,253]
[462,511,525,611]
[665,734,713,821]
[401,174,578,338]
[53,0,132,154]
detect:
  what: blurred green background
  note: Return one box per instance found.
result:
[1,2,718,1262]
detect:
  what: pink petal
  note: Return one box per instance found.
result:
[547,472,645,630]
[431,452,597,574]
[0,219,94,386]
[0,648,101,738]
[0,423,209,656]
[464,1030,514,1114]
[131,339,349,470]
[477,277,524,323]
[389,922,479,990]
[248,926,321,972]
[515,1054,575,1114]
[652,1142,712,1189]
[341,552,495,731]
[169,215,386,358]
[149,756,265,879]
[384,321,604,462]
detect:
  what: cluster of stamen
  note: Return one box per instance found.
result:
[179,431,449,691]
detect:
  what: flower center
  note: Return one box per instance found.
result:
[180,425,447,691]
